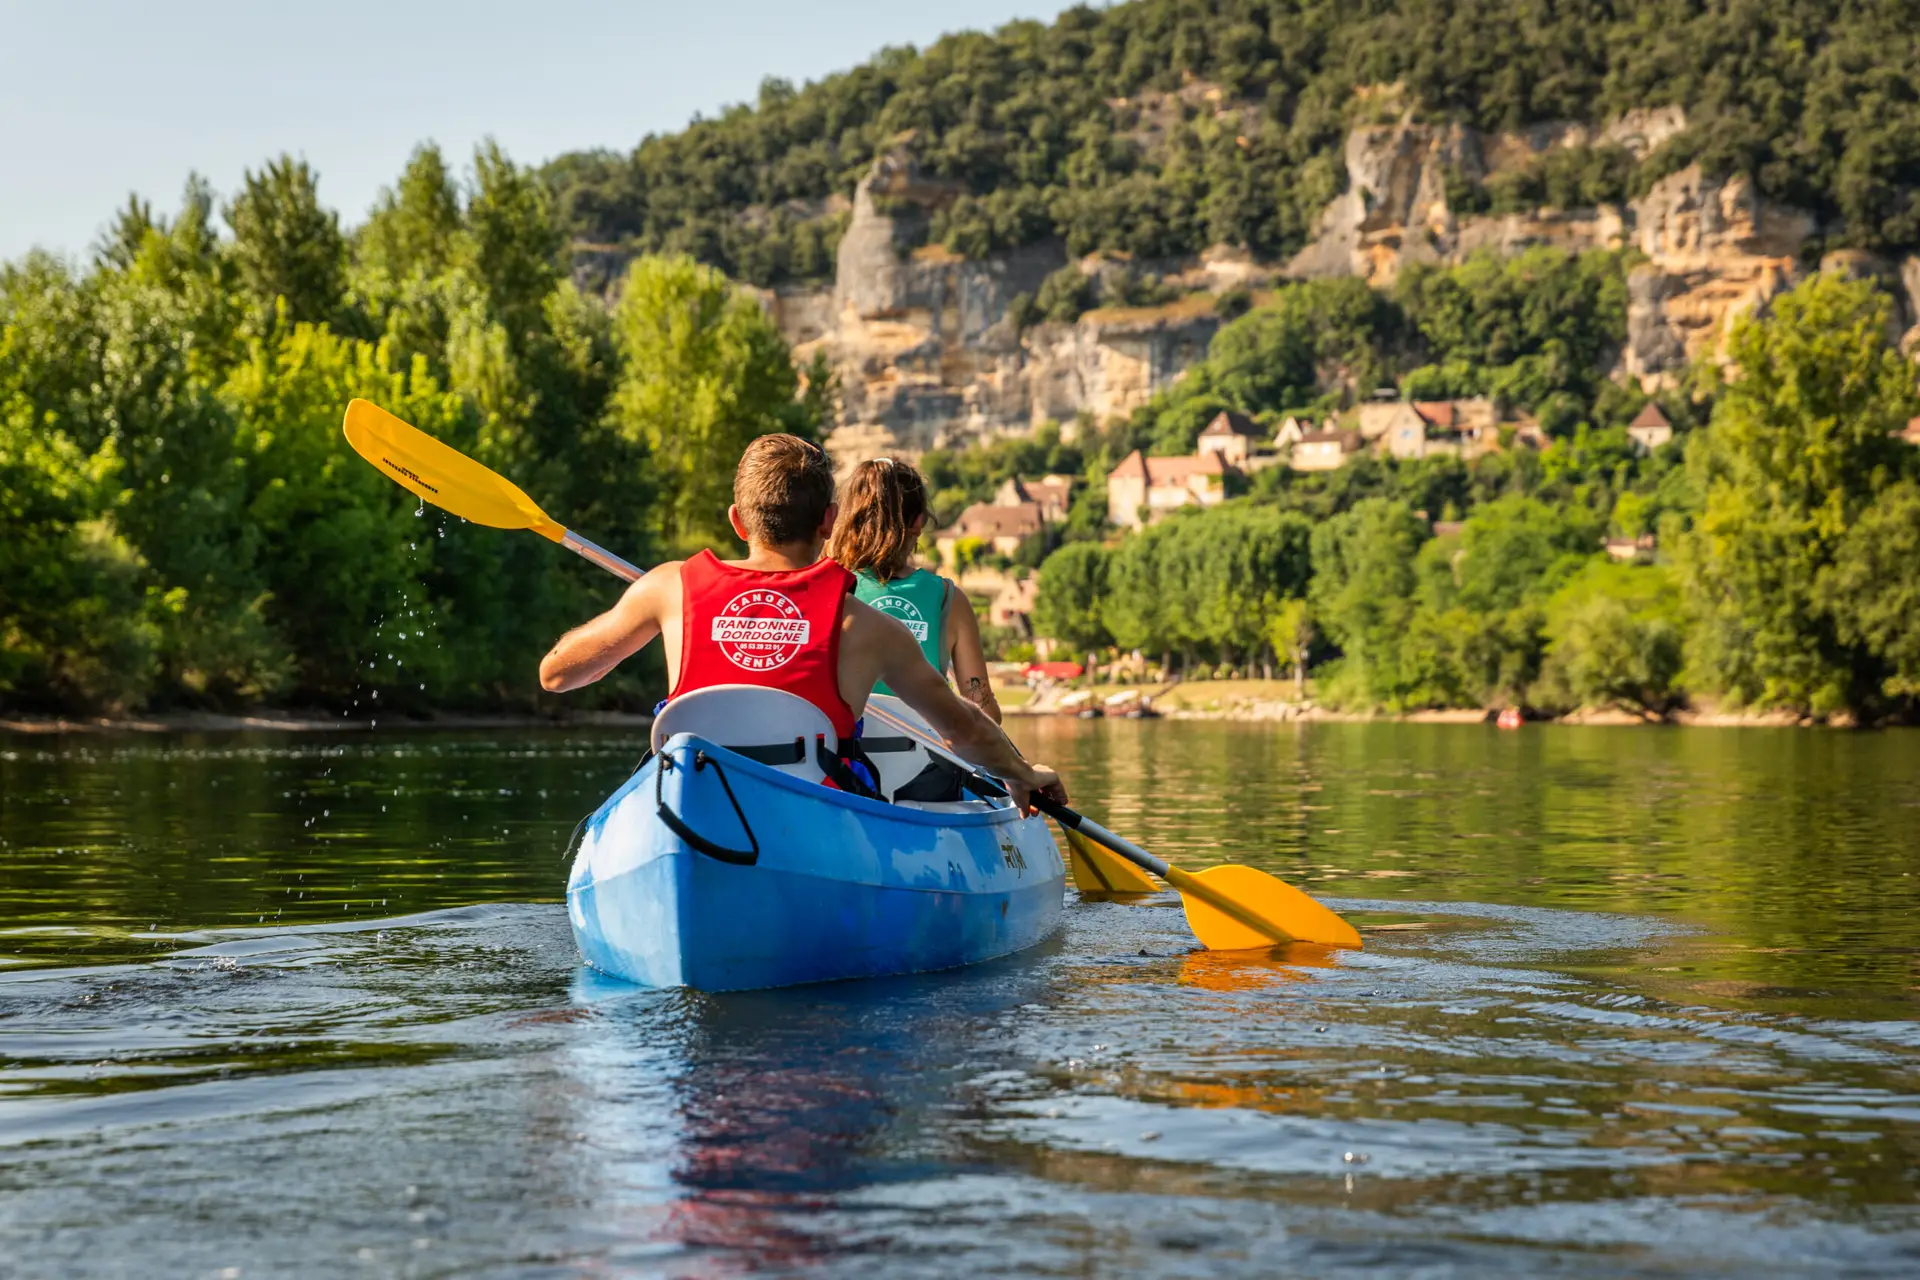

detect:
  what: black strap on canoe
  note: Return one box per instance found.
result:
[655,749,760,867]
[859,735,917,754]
[816,735,885,801]
[724,737,806,766]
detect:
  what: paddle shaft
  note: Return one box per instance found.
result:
[561,530,644,582]
[1031,795,1298,944]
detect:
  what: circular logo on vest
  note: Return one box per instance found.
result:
[711,589,812,671]
[870,593,929,641]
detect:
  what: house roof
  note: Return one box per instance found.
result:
[1199,409,1261,439]
[946,501,1044,539]
[1107,449,1236,483]
[1413,401,1457,429]
[1629,402,1671,431]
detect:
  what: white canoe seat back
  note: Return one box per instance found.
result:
[651,685,836,784]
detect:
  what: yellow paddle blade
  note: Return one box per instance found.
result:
[1065,827,1160,893]
[1172,863,1364,951]
[342,398,565,543]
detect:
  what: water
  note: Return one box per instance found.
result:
[2,722,1918,1276]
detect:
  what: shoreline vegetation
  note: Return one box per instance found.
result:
[0,684,1848,736]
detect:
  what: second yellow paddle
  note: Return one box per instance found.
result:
[861,701,1362,951]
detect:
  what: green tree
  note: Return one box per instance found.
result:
[1308,499,1428,707]
[1820,480,1920,702]
[1681,274,1919,715]
[608,255,822,553]
[1534,560,1686,716]
[226,156,347,329]
[1032,542,1111,651]
[1267,597,1315,698]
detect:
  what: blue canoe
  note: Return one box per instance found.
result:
[566,696,1065,991]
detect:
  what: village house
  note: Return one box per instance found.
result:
[1627,403,1674,454]
[934,500,1044,570]
[1273,415,1311,450]
[988,575,1039,631]
[1604,533,1658,562]
[1290,427,1363,472]
[1106,449,1238,528]
[1899,415,1920,446]
[1195,410,1265,466]
[1510,415,1552,451]
[991,474,1074,522]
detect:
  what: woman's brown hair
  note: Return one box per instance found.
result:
[829,457,930,579]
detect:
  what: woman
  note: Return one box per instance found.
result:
[828,458,1001,723]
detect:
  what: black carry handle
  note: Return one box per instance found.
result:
[655,749,760,866]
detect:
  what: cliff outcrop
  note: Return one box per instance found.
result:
[769,151,1221,463]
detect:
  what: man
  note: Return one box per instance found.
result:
[539,434,1065,813]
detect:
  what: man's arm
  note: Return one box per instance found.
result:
[539,563,675,692]
[872,611,1065,812]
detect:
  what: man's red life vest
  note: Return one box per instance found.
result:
[674,549,858,741]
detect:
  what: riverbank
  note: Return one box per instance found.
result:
[1,681,1844,734]
[0,709,656,736]
[1002,679,1838,727]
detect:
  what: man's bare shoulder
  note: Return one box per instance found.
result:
[611,559,684,614]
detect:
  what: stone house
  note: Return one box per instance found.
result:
[1196,410,1264,466]
[935,501,1045,569]
[1627,403,1674,453]
[992,474,1075,522]
[1902,416,1920,446]
[988,575,1040,631]
[1290,428,1364,472]
[1106,449,1238,528]
[1604,534,1658,562]
[1377,398,1502,460]
[1273,415,1311,450]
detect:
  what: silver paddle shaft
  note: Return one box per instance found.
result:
[561,529,644,582]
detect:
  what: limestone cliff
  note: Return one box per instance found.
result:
[766,151,1221,463]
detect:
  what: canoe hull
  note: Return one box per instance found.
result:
[567,734,1065,991]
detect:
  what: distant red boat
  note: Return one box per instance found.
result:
[1496,707,1524,730]
[1025,661,1084,680]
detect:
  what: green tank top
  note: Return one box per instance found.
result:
[853,567,950,693]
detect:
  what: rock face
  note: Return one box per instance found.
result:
[773,151,1221,463]
[1283,107,1834,385]
[758,108,1918,459]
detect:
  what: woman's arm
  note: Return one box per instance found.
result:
[945,581,1002,724]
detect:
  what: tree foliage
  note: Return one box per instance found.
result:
[1680,274,1919,714]
[545,0,1920,285]
[1,145,824,715]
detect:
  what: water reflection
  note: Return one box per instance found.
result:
[4,723,1920,1274]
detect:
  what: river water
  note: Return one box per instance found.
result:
[2,721,1917,1276]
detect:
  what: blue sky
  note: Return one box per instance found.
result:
[0,0,1053,262]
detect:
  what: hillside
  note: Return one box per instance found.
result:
[544,0,1920,454]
